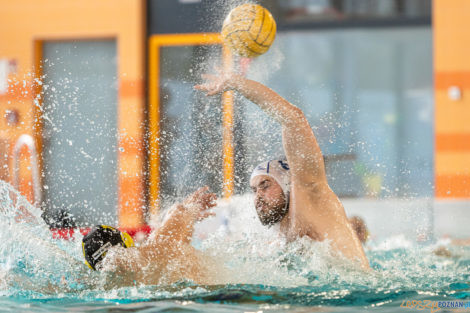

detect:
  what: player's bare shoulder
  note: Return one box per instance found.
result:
[292,179,342,216]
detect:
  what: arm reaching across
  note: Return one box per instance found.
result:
[148,186,217,244]
[101,187,218,285]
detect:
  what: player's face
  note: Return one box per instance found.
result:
[250,175,288,226]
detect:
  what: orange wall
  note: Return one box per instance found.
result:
[434,0,470,198]
[0,0,146,228]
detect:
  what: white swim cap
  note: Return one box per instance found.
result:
[250,159,290,196]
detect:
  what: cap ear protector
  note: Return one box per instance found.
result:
[82,225,134,270]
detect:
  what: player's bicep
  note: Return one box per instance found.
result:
[282,119,327,184]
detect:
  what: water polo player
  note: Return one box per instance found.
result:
[250,159,290,226]
[82,187,219,286]
[82,225,135,271]
[195,72,370,269]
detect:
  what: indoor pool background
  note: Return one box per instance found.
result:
[0,180,469,313]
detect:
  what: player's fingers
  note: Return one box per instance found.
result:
[203,199,217,210]
[198,186,209,193]
[203,193,215,205]
[207,89,221,96]
[206,194,217,205]
[199,211,216,220]
[202,190,215,199]
[194,82,215,91]
[188,188,203,202]
[194,186,209,198]
[201,73,218,81]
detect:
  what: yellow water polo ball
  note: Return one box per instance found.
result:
[221,3,277,58]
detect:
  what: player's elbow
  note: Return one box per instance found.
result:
[285,106,307,126]
[291,105,305,119]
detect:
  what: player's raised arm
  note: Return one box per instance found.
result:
[196,73,370,270]
[195,73,326,187]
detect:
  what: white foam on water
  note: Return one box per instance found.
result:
[0,183,468,302]
[0,180,92,296]
[194,195,370,287]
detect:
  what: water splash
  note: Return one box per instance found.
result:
[0,180,90,296]
[0,185,469,311]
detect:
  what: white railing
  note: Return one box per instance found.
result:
[12,134,42,206]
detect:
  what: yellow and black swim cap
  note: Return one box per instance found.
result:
[82,225,134,270]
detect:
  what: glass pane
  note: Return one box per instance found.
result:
[235,27,433,198]
[41,40,118,226]
[263,0,431,23]
[159,45,223,207]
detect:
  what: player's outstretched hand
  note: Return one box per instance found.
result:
[194,68,239,96]
[182,186,217,221]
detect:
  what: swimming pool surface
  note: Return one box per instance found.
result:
[1,181,469,312]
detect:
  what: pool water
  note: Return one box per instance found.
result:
[1,180,469,313]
